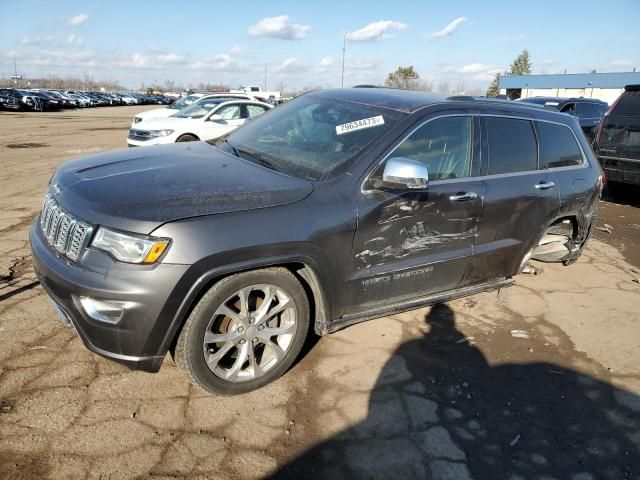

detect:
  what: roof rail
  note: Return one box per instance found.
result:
[353,85,380,88]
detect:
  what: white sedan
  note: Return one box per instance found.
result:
[130,93,257,127]
[127,98,272,147]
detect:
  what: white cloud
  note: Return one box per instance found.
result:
[20,34,83,47]
[346,20,407,42]
[18,49,96,68]
[228,44,246,54]
[458,63,494,74]
[319,56,333,67]
[68,13,89,26]
[156,53,186,65]
[429,17,467,38]
[608,59,634,68]
[248,15,311,40]
[115,51,187,69]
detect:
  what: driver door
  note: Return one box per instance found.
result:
[347,115,483,314]
[202,103,245,139]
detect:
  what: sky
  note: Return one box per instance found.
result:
[0,0,639,92]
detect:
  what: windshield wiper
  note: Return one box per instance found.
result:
[236,147,281,172]
[223,139,240,157]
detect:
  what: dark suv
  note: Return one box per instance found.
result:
[30,88,603,394]
[593,85,640,188]
[517,97,609,140]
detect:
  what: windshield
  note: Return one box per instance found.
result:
[170,94,200,110]
[173,98,225,119]
[223,94,406,181]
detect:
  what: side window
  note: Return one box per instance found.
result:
[247,104,269,118]
[486,117,537,175]
[392,116,473,181]
[575,103,597,118]
[560,103,576,115]
[216,104,241,120]
[537,122,584,168]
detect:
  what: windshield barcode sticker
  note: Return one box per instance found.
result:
[336,115,385,135]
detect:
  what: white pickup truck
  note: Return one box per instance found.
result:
[230,86,280,102]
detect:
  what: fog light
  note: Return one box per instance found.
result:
[79,297,125,324]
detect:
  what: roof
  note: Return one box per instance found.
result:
[308,88,554,115]
[500,72,640,89]
[310,88,448,113]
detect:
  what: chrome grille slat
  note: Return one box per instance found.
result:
[39,193,92,262]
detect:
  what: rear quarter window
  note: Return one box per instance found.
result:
[537,122,584,168]
[486,117,538,175]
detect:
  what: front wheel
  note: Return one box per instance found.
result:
[176,134,198,142]
[174,268,310,395]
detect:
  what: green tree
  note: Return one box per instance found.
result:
[510,49,532,75]
[385,66,420,90]
[486,72,501,97]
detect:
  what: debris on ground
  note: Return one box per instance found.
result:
[510,434,521,446]
[510,330,530,339]
[456,336,475,344]
[522,265,538,275]
[595,226,613,233]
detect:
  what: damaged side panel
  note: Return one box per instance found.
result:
[347,181,483,313]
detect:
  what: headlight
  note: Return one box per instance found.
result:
[149,129,175,137]
[91,227,170,264]
[134,117,143,123]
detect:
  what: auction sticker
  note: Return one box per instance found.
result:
[336,115,385,135]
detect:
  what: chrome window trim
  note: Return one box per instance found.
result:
[361,112,589,193]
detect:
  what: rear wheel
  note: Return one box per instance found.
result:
[176,134,198,142]
[174,268,310,395]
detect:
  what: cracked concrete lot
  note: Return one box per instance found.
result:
[1,107,639,480]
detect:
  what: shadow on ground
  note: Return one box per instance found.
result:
[271,304,640,480]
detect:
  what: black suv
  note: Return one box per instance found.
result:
[593,85,640,188]
[517,97,608,140]
[30,88,603,394]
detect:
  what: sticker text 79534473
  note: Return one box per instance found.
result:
[336,115,385,135]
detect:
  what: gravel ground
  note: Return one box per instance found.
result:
[0,107,639,480]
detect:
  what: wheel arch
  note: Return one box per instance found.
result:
[176,132,200,142]
[160,256,331,358]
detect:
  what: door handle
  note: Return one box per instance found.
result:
[449,192,478,201]
[535,181,555,190]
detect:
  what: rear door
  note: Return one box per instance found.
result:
[466,115,560,284]
[348,114,483,313]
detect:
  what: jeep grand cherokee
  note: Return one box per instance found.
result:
[30,88,603,395]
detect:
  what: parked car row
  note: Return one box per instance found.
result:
[0,88,175,111]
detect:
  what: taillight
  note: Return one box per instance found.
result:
[598,174,606,191]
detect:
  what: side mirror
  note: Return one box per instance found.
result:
[209,114,224,122]
[381,157,429,190]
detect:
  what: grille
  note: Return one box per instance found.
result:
[128,129,151,141]
[40,193,92,262]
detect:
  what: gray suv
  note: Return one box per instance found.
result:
[30,88,603,394]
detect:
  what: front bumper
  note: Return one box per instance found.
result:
[127,135,176,148]
[29,221,189,372]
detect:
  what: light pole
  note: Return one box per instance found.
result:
[264,61,267,91]
[341,32,346,88]
[10,51,20,86]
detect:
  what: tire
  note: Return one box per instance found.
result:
[176,134,198,142]
[174,267,310,395]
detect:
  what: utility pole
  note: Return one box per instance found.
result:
[264,61,267,91]
[341,32,346,88]
[10,51,20,87]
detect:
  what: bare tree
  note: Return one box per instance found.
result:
[437,81,450,95]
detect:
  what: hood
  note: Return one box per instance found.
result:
[52,142,313,234]
[131,115,194,130]
[136,107,176,121]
